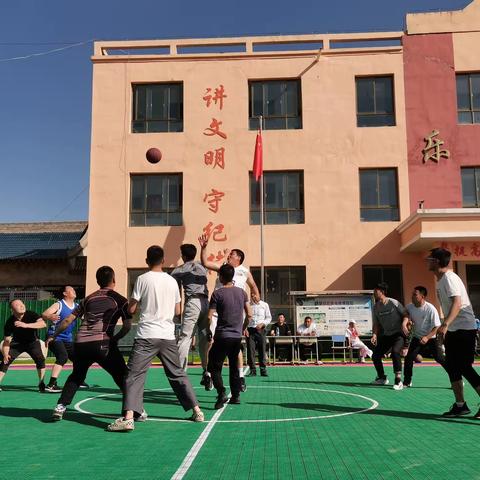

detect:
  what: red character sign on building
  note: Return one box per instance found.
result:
[203,189,225,213]
[453,245,467,257]
[471,243,480,257]
[202,221,227,242]
[204,147,225,169]
[203,85,227,110]
[204,118,227,139]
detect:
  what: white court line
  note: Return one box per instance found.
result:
[170,397,230,480]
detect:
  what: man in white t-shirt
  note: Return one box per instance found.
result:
[107,245,204,432]
[427,247,480,418]
[198,234,260,392]
[403,285,446,387]
[296,316,322,364]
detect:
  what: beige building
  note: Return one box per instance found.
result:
[87,1,480,318]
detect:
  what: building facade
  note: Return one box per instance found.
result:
[87,1,480,319]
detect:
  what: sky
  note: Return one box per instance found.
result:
[0,0,470,223]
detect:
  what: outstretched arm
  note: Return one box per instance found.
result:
[198,234,220,272]
[246,272,260,301]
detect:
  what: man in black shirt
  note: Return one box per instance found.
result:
[0,299,47,392]
[207,264,252,409]
[269,313,293,361]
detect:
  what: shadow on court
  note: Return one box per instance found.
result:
[0,406,108,428]
[245,400,479,426]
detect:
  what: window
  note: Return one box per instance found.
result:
[356,76,395,127]
[130,174,182,226]
[132,83,183,133]
[249,80,302,130]
[457,73,480,124]
[362,265,403,304]
[251,266,306,324]
[461,167,480,207]
[359,169,399,221]
[250,171,304,225]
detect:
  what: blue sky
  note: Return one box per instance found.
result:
[0,0,469,223]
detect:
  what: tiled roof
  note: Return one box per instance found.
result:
[0,223,87,260]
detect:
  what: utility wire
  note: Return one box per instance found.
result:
[0,39,94,63]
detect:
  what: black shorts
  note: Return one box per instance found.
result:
[49,340,74,366]
[0,340,45,372]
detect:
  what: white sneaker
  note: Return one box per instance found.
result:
[52,404,66,421]
[134,410,148,422]
[106,417,134,432]
[404,381,412,388]
[393,380,404,391]
[371,377,389,385]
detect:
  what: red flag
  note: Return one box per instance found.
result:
[253,130,263,181]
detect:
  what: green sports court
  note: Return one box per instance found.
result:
[1,364,479,480]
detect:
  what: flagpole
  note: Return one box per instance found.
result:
[259,116,265,301]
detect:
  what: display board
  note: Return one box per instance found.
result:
[291,291,373,336]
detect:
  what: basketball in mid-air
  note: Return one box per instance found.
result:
[146,147,162,164]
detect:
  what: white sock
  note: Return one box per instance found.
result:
[239,368,244,378]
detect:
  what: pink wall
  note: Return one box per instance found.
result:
[404,33,480,212]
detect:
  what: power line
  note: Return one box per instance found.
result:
[0,39,94,63]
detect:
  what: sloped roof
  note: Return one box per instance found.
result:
[0,222,87,260]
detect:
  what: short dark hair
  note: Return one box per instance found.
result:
[429,248,451,268]
[96,266,115,288]
[219,264,235,284]
[231,248,245,265]
[413,285,428,297]
[375,282,388,294]
[305,316,312,321]
[146,245,164,267]
[278,312,285,318]
[180,244,197,262]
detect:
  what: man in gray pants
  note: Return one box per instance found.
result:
[171,244,209,372]
[107,245,204,432]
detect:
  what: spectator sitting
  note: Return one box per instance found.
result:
[296,316,322,364]
[269,313,292,361]
[345,320,372,363]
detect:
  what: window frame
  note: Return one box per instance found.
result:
[362,264,404,305]
[359,168,400,222]
[355,75,396,127]
[129,173,183,227]
[456,73,480,124]
[249,170,305,225]
[461,166,480,207]
[131,82,184,133]
[248,79,302,130]
[251,265,306,324]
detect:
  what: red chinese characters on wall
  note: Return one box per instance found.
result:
[438,242,480,258]
[201,85,230,260]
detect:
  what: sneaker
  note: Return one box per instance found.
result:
[240,377,247,392]
[229,396,240,405]
[134,410,148,422]
[106,417,134,432]
[260,370,268,377]
[204,375,213,391]
[214,393,228,410]
[45,384,62,393]
[79,382,89,389]
[38,381,46,393]
[404,381,413,388]
[393,379,403,391]
[442,403,471,417]
[200,372,207,386]
[246,370,257,377]
[52,404,66,421]
[371,377,389,385]
[316,361,324,365]
[474,407,480,419]
[189,410,205,422]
